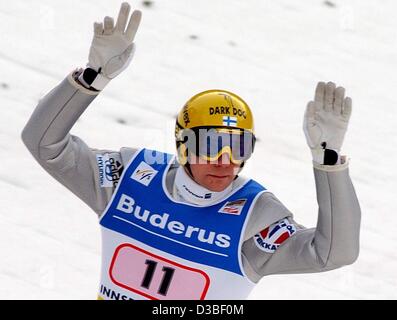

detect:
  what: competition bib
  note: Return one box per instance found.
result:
[99,148,266,300]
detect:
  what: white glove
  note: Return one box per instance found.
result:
[303,82,352,165]
[79,2,142,90]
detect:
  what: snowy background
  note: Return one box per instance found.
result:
[1,0,396,299]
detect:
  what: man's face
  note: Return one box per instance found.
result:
[188,154,241,192]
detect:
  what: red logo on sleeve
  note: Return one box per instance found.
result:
[254,218,296,253]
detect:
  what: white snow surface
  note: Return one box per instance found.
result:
[0,0,396,299]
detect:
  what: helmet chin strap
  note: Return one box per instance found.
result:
[173,166,233,206]
[184,161,194,178]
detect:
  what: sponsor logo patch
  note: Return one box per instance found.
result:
[254,218,296,253]
[218,199,247,215]
[130,161,158,186]
[181,185,213,200]
[96,153,124,188]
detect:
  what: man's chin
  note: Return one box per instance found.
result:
[205,176,233,192]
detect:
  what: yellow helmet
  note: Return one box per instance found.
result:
[175,89,256,165]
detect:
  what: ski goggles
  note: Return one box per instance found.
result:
[179,127,256,164]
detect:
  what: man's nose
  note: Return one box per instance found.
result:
[212,152,232,166]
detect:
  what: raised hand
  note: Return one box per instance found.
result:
[303,82,352,165]
[84,2,142,90]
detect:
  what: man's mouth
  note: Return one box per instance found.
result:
[208,174,229,179]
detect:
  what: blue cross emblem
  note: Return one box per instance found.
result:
[222,116,237,127]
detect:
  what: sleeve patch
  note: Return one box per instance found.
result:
[96,153,124,188]
[254,218,296,253]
